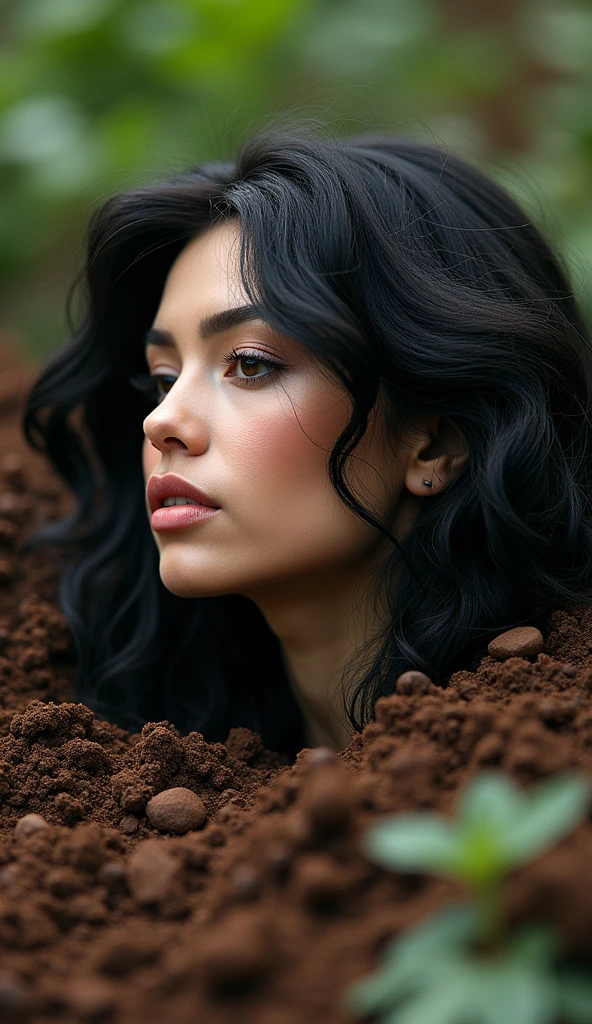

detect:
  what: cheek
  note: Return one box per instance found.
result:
[227,386,352,498]
[142,437,160,480]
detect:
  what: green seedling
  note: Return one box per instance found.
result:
[346,771,592,1024]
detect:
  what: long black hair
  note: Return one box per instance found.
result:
[21,122,592,756]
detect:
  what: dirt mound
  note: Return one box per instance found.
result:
[1,336,591,1023]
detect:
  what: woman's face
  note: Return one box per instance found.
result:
[142,219,406,603]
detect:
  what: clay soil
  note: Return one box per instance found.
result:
[1,337,592,1023]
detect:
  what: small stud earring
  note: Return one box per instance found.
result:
[423,479,433,488]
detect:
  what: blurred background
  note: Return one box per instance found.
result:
[1,0,591,361]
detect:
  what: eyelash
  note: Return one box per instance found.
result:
[128,347,287,404]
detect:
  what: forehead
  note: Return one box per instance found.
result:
[148,217,287,352]
[159,219,244,307]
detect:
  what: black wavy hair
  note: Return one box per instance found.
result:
[21,122,592,756]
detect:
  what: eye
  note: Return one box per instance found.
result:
[128,373,176,404]
[221,346,288,387]
[127,348,288,405]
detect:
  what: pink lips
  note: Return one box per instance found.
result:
[146,472,222,532]
[150,504,222,532]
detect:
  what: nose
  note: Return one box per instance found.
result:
[142,366,213,457]
[143,411,191,453]
[143,403,200,455]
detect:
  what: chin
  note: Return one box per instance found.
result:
[157,569,227,601]
[160,576,204,599]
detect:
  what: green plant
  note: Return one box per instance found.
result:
[346,772,592,1024]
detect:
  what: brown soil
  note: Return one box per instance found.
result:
[1,336,592,1023]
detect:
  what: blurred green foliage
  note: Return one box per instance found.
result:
[1,0,591,357]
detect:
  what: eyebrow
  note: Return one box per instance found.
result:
[143,304,267,351]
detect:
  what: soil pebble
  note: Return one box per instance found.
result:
[126,839,181,905]
[396,670,435,694]
[487,625,544,660]
[13,813,49,838]
[146,786,207,834]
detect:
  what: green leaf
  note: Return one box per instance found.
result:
[506,926,560,967]
[504,774,591,866]
[459,773,525,833]
[376,958,554,1024]
[388,972,477,1024]
[347,955,416,1015]
[363,813,461,874]
[386,903,479,965]
[449,774,526,886]
[557,974,592,1024]
[346,901,571,1024]
[475,961,556,1024]
[450,822,508,888]
[345,905,478,1016]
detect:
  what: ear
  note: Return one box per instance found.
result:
[404,416,469,497]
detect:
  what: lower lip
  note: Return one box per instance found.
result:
[150,505,222,532]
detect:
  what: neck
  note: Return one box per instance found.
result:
[243,539,398,752]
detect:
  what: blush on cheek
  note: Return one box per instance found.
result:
[252,392,350,473]
[236,414,320,479]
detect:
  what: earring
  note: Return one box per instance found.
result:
[423,479,433,488]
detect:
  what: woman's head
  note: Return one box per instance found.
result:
[140,217,467,609]
[22,123,592,754]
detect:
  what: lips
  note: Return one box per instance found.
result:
[147,473,220,514]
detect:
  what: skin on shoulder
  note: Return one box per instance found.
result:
[141,219,468,751]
